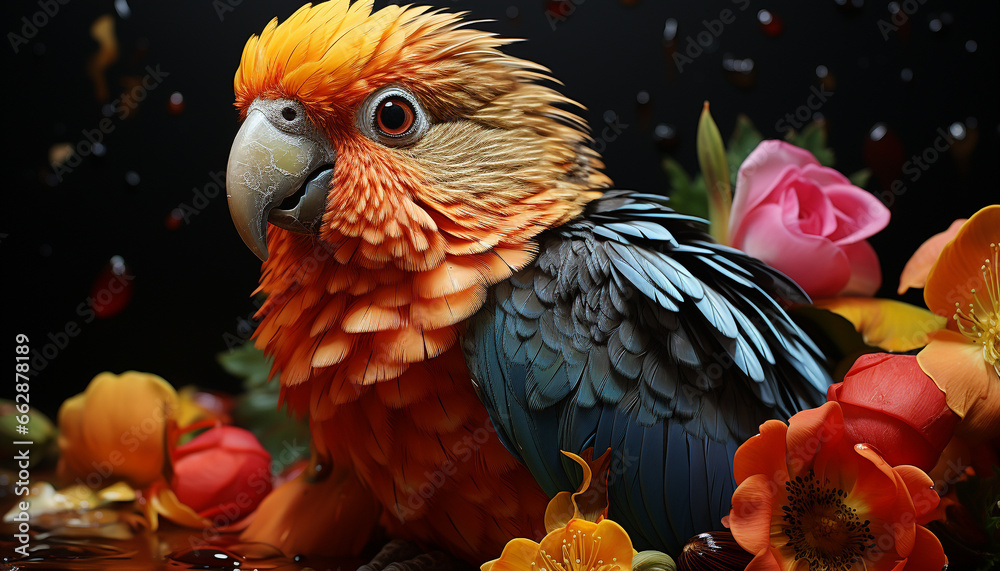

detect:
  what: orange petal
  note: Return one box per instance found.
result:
[893,464,939,524]
[852,444,915,554]
[734,420,789,484]
[898,525,948,571]
[590,519,635,561]
[536,518,631,566]
[483,538,542,571]
[543,491,579,534]
[924,205,1000,317]
[729,474,779,555]
[785,402,844,476]
[849,444,905,512]
[744,548,782,571]
[147,484,211,530]
[59,371,179,489]
[899,218,967,295]
[917,331,998,440]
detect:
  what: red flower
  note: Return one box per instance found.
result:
[170,426,272,523]
[828,353,959,471]
[728,402,947,571]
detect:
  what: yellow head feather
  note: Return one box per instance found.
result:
[234,0,518,121]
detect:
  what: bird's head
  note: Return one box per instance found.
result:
[226,0,610,269]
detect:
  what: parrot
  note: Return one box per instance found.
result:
[223,0,832,565]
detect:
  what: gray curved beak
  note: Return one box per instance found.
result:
[226,107,335,261]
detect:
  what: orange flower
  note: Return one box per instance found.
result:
[57,371,179,489]
[483,519,634,571]
[898,218,967,295]
[482,451,636,571]
[727,402,947,571]
[917,205,1000,440]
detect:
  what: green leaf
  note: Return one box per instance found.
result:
[785,120,835,166]
[726,114,764,186]
[0,401,57,469]
[218,342,311,473]
[662,157,708,219]
[218,342,276,389]
[952,468,1000,569]
[696,102,732,244]
[848,168,872,189]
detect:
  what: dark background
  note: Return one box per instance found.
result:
[3,0,997,418]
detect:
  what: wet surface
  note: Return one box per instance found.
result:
[0,527,365,571]
[1,494,364,571]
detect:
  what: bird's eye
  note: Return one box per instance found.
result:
[375,97,415,137]
[358,86,429,147]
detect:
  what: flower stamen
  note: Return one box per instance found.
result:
[537,527,622,571]
[954,242,1000,373]
[781,471,875,571]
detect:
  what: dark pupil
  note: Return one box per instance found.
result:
[379,101,407,131]
[281,107,296,121]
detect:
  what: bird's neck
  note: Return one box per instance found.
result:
[252,230,538,413]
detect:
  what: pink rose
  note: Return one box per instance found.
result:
[728,140,890,298]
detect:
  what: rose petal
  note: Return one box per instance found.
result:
[839,240,883,297]
[778,178,837,237]
[837,404,941,470]
[823,184,891,246]
[898,218,967,295]
[834,353,958,465]
[731,140,820,237]
[733,204,851,298]
[798,162,851,187]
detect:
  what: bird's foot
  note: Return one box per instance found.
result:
[356,539,463,571]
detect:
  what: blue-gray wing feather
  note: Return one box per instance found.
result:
[463,190,831,554]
